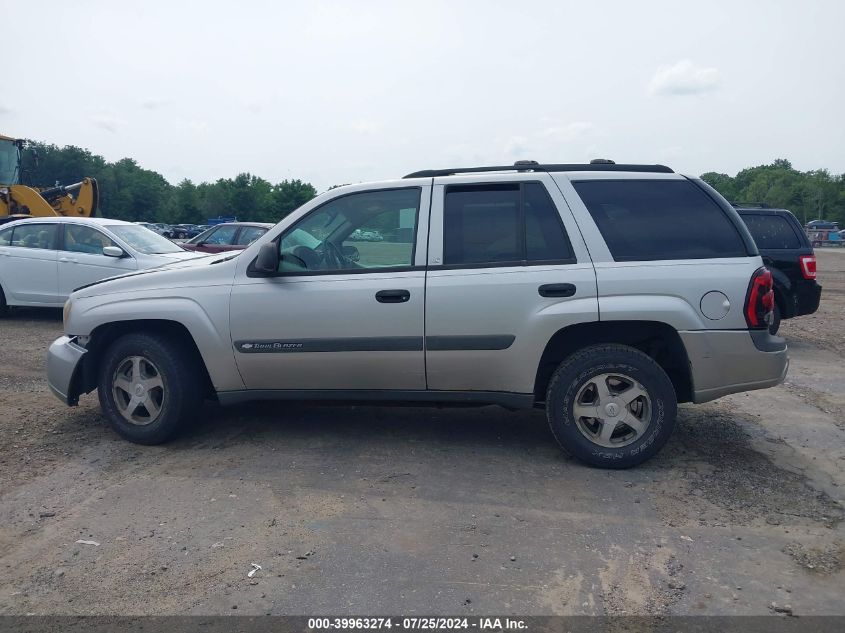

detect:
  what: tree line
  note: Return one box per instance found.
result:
[20,141,317,225]
[20,142,845,227]
[702,159,843,225]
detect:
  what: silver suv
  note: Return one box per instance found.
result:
[47,161,788,468]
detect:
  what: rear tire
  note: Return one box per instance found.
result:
[0,285,8,317]
[97,332,202,444]
[545,344,677,469]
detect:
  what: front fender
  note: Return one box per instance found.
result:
[69,292,244,392]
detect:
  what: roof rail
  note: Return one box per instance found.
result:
[403,161,673,179]
[731,202,770,209]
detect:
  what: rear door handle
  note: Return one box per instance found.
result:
[375,289,410,303]
[59,257,78,264]
[538,283,576,298]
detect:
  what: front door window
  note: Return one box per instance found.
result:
[278,188,421,273]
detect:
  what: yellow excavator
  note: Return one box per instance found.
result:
[0,133,98,223]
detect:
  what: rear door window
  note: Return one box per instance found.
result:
[11,223,58,250]
[572,179,746,261]
[740,214,801,249]
[443,182,574,266]
[0,226,11,246]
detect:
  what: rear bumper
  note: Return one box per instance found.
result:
[792,281,822,317]
[46,336,87,406]
[680,329,788,404]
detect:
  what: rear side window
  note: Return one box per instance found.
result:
[443,182,573,266]
[572,179,746,261]
[740,214,801,249]
[11,223,58,250]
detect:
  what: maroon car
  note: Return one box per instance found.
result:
[181,222,273,254]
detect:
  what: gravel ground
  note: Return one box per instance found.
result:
[0,251,843,616]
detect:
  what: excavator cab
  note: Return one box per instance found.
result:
[0,133,98,221]
[0,135,22,185]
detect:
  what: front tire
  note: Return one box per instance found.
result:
[545,344,677,469]
[98,333,201,444]
[0,285,8,317]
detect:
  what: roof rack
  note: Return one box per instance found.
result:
[403,160,674,179]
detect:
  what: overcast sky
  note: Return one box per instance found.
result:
[2,0,843,191]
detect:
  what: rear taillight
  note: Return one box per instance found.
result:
[799,255,817,280]
[745,267,774,329]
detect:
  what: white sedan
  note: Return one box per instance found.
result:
[0,217,204,312]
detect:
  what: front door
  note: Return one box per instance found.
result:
[58,224,137,298]
[230,185,430,391]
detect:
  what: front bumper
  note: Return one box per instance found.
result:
[680,329,789,404]
[47,336,87,405]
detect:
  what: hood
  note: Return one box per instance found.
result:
[72,251,240,297]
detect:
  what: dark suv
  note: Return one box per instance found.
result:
[735,205,821,334]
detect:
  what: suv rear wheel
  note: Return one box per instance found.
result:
[98,332,201,444]
[545,344,677,469]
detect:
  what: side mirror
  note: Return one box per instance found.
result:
[102,246,125,258]
[254,242,279,274]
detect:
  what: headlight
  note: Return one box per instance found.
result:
[63,299,73,330]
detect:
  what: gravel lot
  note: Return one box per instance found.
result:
[1,251,843,616]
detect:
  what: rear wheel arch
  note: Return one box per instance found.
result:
[533,320,692,405]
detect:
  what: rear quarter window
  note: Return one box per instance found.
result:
[572,179,747,261]
[740,214,801,249]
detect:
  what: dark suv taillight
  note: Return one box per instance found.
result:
[799,254,817,280]
[745,267,774,329]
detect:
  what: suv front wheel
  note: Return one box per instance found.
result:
[546,344,677,469]
[98,332,201,444]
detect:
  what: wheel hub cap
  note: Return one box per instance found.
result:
[572,372,653,448]
[112,355,166,426]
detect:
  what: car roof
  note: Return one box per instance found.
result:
[6,216,136,226]
[212,222,274,228]
[735,208,792,215]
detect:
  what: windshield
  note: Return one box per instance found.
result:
[0,138,20,185]
[107,225,185,254]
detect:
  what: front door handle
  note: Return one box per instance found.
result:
[538,283,576,298]
[376,289,411,303]
[59,257,78,264]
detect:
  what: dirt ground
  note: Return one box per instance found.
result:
[0,251,843,616]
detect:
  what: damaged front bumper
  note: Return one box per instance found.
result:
[46,336,87,405]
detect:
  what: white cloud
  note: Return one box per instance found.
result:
[649,59,720,96]
[540,121,594,143]
[140,98,168,111]
[90,113,123,133]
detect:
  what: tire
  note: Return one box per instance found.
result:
[97,332,202,444]
[768,303,782,336]
[0,285,8,318]
[545,344,677,469]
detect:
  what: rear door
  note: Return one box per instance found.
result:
[4,223,60,304]
[425,173,598,394]
[57,223,137,298]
